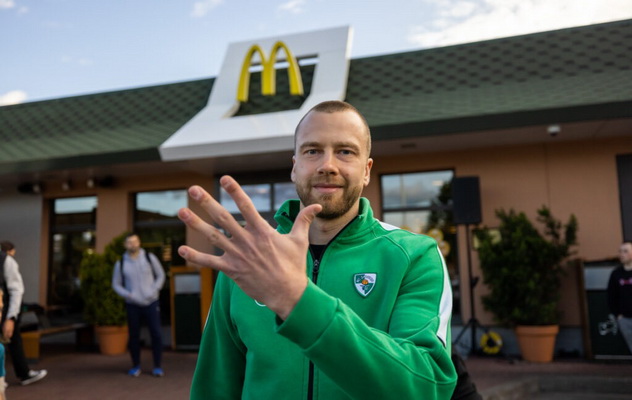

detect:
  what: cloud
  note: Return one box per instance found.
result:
[0,0,15,9]
[61,56,94,66]
[437,0,478,18]
[191,0,223,18]
[409,0,632,48]
[0,90,28,106]
[278,0,306,14]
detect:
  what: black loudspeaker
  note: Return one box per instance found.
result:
[452,176,482,225]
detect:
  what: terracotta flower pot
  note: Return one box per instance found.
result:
[95,325,128,355]
[515,325,559,363]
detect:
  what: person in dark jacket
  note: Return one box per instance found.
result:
[607,241,632,353]
[450,349,483,400]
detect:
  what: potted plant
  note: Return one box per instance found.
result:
[80,232,129,355]
[474,206,578,362]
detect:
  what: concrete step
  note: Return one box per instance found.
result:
[481,376,632,400]
[533,393,632,400]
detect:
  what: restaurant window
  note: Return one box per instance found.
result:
[134,189,188,323]
[220,181,297,226]
[380,170,461,322]
[49,196,97,310]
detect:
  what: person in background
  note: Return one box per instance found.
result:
[0,241,47,386]
[450,349,483,400]
[179,100,457,399]
[0,289,7,399]
[607,241,632,353]
[112,233,166,378]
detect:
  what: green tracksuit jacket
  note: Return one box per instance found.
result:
[190,198,457,399]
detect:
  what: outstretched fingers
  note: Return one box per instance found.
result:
[187,183,249,241]
[178,244,228,272]
[219,176,272,233]
[177,206,238,257]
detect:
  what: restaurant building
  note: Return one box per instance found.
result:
[1,19,631,355]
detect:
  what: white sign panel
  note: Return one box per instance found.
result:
[159,26,352,161]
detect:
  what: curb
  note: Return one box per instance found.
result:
[481,376,632,400]
[481,378,539,400]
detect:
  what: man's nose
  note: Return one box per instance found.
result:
[317,152,338,175]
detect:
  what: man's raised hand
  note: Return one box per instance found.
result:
[177,175,321,319]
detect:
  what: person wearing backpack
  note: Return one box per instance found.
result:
[0,241,47,386]
[112,233,166,378]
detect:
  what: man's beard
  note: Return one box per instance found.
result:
[296,179,362,220]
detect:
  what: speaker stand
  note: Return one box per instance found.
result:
[453,224,487,355]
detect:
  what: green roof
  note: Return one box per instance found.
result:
[348,19,632,139]
[1,18,631,175]
[0,79,212,174]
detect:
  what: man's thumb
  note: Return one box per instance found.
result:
[292,204,321,237]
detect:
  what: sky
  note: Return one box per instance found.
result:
[1,0,631,106]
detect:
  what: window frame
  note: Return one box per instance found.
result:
[378,169,461,323]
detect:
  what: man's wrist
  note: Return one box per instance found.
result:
[272,277,309,321]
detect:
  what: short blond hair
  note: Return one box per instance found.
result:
[294,100,371,155]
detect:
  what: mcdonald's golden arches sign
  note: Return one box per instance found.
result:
[237,41,304,102]
[160,26,352,162]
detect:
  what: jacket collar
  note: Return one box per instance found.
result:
[274,197,374,241]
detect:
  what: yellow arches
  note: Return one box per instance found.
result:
[237,41,304,102]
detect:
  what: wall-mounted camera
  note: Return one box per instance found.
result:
[547,124,561,137]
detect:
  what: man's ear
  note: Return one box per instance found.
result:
[364,158,373,186]
[290,155,297,183]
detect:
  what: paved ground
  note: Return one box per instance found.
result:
[465,354,632,393]
[5,344,197,400]
[467,354,632,399]
[4,342,632,399]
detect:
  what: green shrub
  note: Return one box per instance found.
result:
[80,232,129,326]
[474,207,578,326]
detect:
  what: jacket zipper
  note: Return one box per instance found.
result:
[302,215,357,400]
[312,258,321,283]
[307,256,321,400]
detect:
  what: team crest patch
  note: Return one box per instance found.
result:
[354,273,377,297]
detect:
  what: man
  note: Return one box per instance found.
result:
[0,288,5,399]
[0,241,47,385]
[178,101,457,399]
[112,233,166,377]
[607,241,632,353]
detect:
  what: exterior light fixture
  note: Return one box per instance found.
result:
[547,124,560,137]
